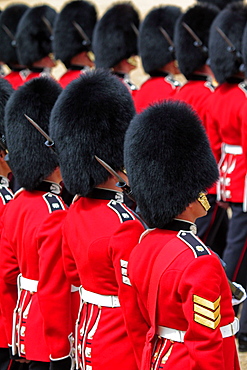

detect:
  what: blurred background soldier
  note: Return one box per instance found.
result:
[0,78,15,370]
[15,5,57,81]
[50,69,144,370]
[174,2,229,258]
[124,100,239,369]
[207,2,247,351]
[0,77,69,370]
[0,4,29,89]
[134,5,182,113]
[53,0,97,89]
[92,2,140,97]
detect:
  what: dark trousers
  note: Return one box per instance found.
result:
[28,362,49,370]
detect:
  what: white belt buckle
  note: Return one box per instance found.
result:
[111,295,119,308]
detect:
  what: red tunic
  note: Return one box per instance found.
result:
[58,68,89,88]
[3,71,28,89]
[127,220,240,370]
[134,75,180,113]
[0,183,73,362]
[0,178,13,349]
[207,81,247,204]
[62,188,145,370]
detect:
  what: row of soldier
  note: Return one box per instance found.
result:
[0,0,246,369]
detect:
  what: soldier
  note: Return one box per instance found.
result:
[0,78,15,370]
[49,69,145,370]
[53,0,97,88]
[207,2,247,352]
[173,2,228,257]
[124,100,240,369]
[0,77,73,370]
[92,3,139,97]
[0,4,29,89]
[15,5,57,82]
[134,5,182,113]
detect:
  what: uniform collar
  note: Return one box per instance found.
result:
[69,65,90,71]
[186,73,208,81]
[149,71,169,78]
[162,218,197,235]
[0,176,9,187]
[35,180,62,195]
[87,187,124,202]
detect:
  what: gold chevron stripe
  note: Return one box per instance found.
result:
[194,313,221,329]
[194,303,220,320]
[193,295,221,310]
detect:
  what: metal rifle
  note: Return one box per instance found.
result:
[94,155,135,202]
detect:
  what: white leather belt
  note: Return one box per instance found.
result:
[20,276,38,292]
[71,285,80,293]
[79,286,120,308]
[223,143,243,155]
[157,317,239,342]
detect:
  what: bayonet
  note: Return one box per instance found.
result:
[159,26,175,51]
[73,21,91,46]
[182,22,208,53]
[24,114,55,149]
[94,155,135,201]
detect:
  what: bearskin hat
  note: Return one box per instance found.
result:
[197,0,243,10]
[92,2,139,68]
[124,100,219,228]
[139,6,182,75]
[4,77,62,190]
[50,69,135,196]
[0,79,13,148]
[174,3,219,79]
[209,2,247,84]
[16,5,57,67]
[53,0,97,68]
[0,4,29,66]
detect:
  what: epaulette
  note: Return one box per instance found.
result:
[238,81,247,97]
[165,75,181,89]
[42,193,65,213]
[177,230,211,258]
[107,200,135,223]
[0,186,13,205]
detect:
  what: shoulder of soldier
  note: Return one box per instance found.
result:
[0,186,13,205]
[177,230,211,258]
[107,200,137,223]
[42,192,66,214]
[238,81,247,97]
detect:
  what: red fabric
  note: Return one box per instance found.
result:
[128,229,240,370]
[3,72,27,90]
[134,76,179,113]
[58,70,83,88]
[62,196,145,369]
[207,82,247,203]
[0,189,72,361]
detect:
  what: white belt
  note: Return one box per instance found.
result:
[223,143,243,155]
[20,276,80,294]
[20,276,38,292]
[79,286,120,308]
[157,317,239,342]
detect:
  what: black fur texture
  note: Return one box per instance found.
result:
[0,79,13,138]
[139,6,182,74]
[0,4,29,66]
[50,69,135,196]
[4,77,62,190]
[16,5,57,67]
[92,2,139,68]
[53,0,97,67]
[174,3,219,79]
[124,100,219,228]
[209,2,247,83]
[197,0,243,10]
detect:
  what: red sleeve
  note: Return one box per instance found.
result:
[109,219,149,368]
[0,217,20,344]
[206,104,222,163]
[37,210,72,360]
[62,220,81,288]
[178,255,229,369]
